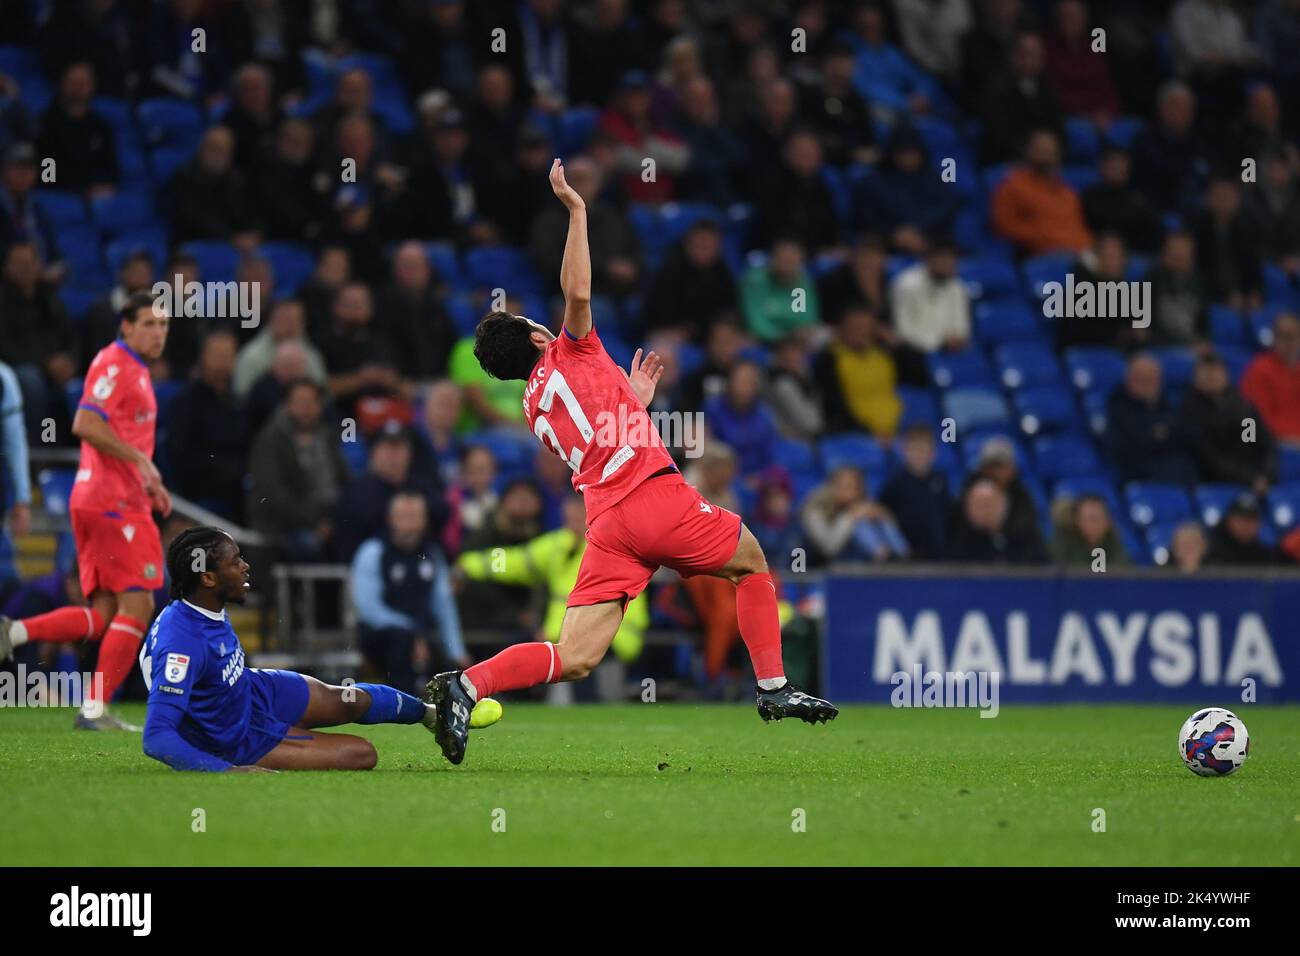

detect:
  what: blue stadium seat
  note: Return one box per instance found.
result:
[1283,447,1300,482]
[1124,482,1194,528]
[1102,116,1145,149]
[1064,117,1100,162]
[259,242,316,297]
[104,229,168,277]
[136,97,204,150]
[1195,483,1249,527]
[1144,519,1186,566]
[1151,347,1196,398]
[91,190,155,237]
[927,347,995,388]
[370,86,415,135]
[1117,517,1150,565]
[975,301,1044,347]
[1248,304,1288,348]
[469,428,535,474]
[58,288,99,323]
[1012,385,1079,436]
[37,469,77,516]
[1080,388,1109,436]
[994,342,1063,389]
[1052,474,1122,517]
[149,145,194,182]
[962,430,1033,472]
[958,255,1020,300]
[821,166,854,225]
[818,434,886,473]
[92,96,138,144]
[340,436,369,474]
[116,141,152,188]
[1022,252,1073,299]
[1064,346,1126,394]
[773,436,817,475]
[942,387,1011,432]
[445,295,478,336]
[1061,165,1100,192]
[422,241,459,282]
[31,189,88,225]
[1261,263,1299,308]
[463,245,543,294]
[181,240,240,283]
[897,385,939,427]
[62,378,83,419]
[1208,305,1248,349]
[551,106,599,154]
[1219,346,1252,385]
[1268,483,1300,531]
[1033,434,1101,481]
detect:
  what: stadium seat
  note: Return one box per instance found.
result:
[942,387,1011,432]
[470,428,534,476]
[340,436,369,474]
[422,241,459,282]
[551,106,600,154]
[1102,116,1145,149]
[105,230,168,277]
[821,166,854,226]
[91,190,156,237]
[1080,388,1109,436]
[181,240,241,283]
[91,96,137,144]
[1033,434,1102,482]
[1268,483,1300,531]
[962,430,1033,472]
[1195,483,1250,526]
[58,287,99,323]
[1283,447,1300,482]
[1208,305,1249,349]
[994,342,1063,389]
[1021,252,1073,299]
[259,242,316,297]
[1261,263,1299,308]
[1064,347,1126,394]
[897,385,939,428]
[927,347,995,389]
[1219,346,1252,385]
[1064,116,1101,162]
[136,96,204,150]
[1150,347,1196,398]
[1248,304,1288,348]
[1061,165,1100,193]
[445,295,479,336]
[958,255,1020,300]
[1143,519,1186,566]
[37,469,77,516]
[1052,474,1122,517]
[463,245,544,295]
[818,434,887,473]
[1123,482,1194,528]
[1012,384,1080,436]
[149,145,194,182]
[976,301,1045,348]
[773,436,817,475]
[31,189,88,226]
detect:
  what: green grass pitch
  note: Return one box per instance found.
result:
[3,703,1298,866]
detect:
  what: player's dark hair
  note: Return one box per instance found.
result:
[474,311,542,381]
[119,290,158,324]
[167,526,231,600]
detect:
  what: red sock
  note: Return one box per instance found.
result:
[84,615,148,707]
[19,606,106,643]
[735,573,785,682]
[463,642,561,699]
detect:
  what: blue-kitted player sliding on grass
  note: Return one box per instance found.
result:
[140,526,499,772]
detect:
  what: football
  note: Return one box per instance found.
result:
[1179,708,1250,777]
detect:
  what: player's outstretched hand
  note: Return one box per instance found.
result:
[549,158,585,211]
[228,765,279,773]
[627,348,664,407]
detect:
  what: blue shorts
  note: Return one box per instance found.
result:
[229,669,311,766]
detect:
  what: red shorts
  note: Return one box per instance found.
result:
[569,472,743,608]
[70,508,164,597]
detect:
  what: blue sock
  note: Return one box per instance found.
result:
[355,683,426,725]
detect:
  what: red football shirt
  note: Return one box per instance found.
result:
[69,339,158,514]
[522,326,676,521]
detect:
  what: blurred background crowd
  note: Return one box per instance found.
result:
[3,0,1300,694]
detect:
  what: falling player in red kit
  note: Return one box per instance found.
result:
[0,292,172,730]
[424,159,837,764]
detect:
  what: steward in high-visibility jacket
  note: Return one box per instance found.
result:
[457,497,648,662]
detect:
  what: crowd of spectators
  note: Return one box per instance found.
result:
[3,1,1300,690]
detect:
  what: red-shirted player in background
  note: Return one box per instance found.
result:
[425,160,837,764]
[0,292,172,730]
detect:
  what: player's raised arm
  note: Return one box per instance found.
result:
[549,158,593,339]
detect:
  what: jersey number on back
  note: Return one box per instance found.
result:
[533,369,594,473]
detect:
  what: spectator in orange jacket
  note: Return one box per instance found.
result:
[1242,311,1300,446]
[991,128,1094,257]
